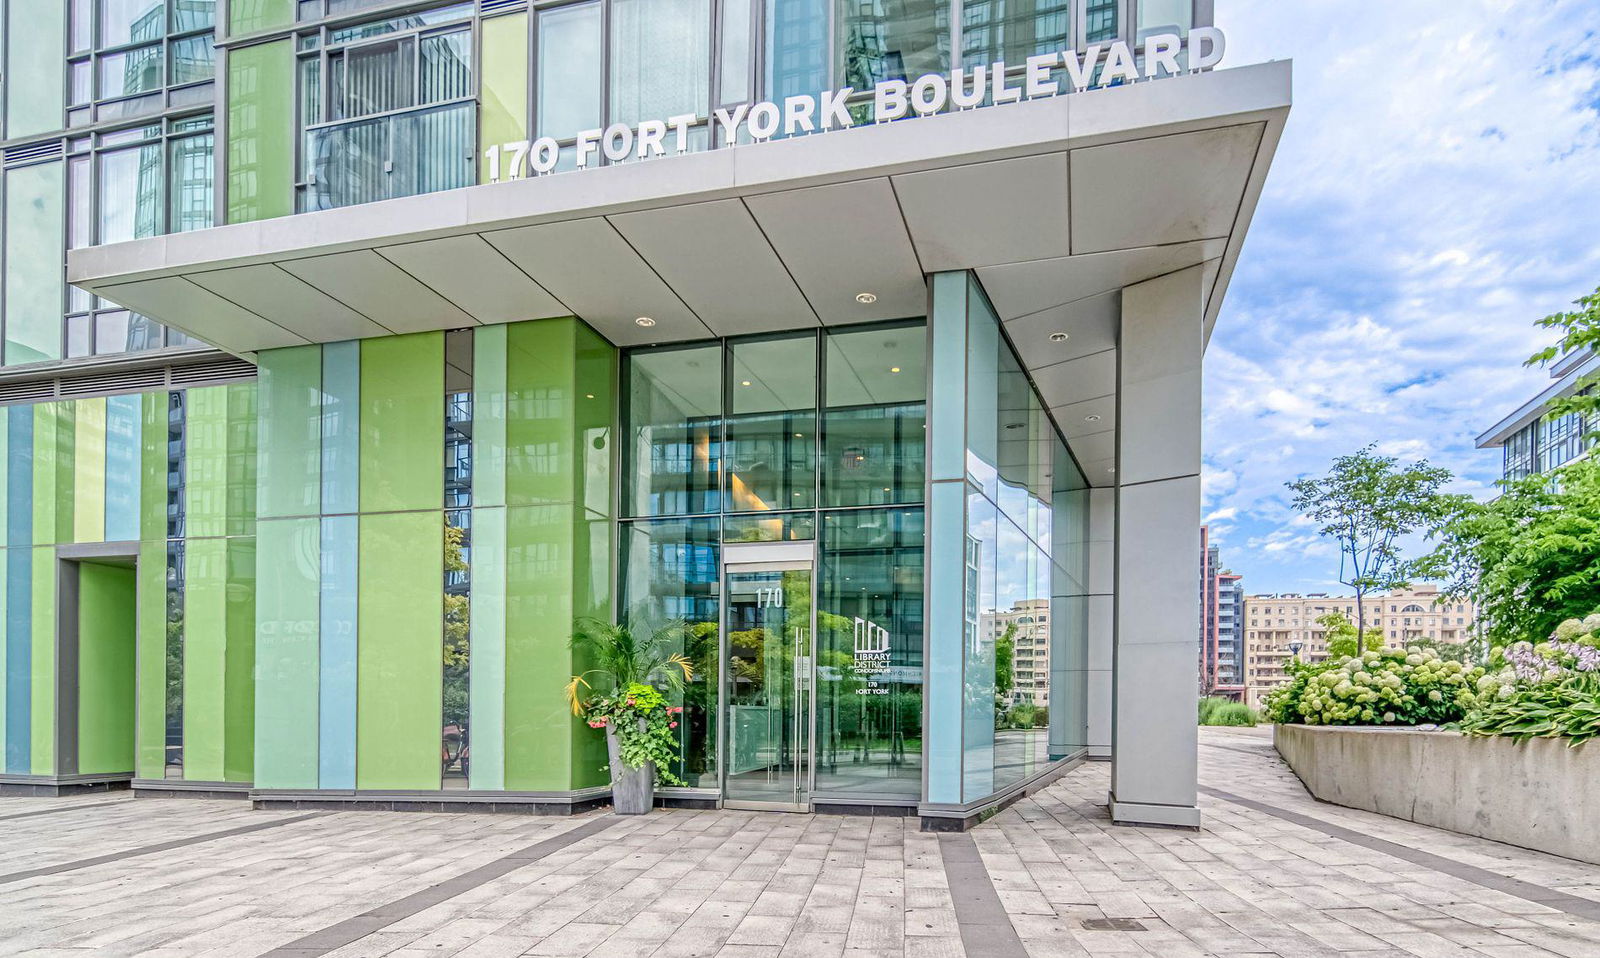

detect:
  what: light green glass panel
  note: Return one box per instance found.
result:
[360,333,443,513]
[33,403,76,546]
[467,506,505,790]
[0,425,8,544]
[253,517,319,788]
[135,538,166,778]
[356,510,442,790]
[73,399,106,543]
[4,1,66,140]
[473,325,508,509]
[30,547,55,774]
[480,12,529,183]
[4,163,67,366]
[184,386,228,538]
[227,40,295,223]
[76,562,136,775]
[182,537,226,781]
[257,345,322,520]
[227,383,259,536]
[224,537,256,783]
[504,502,575,791]
[229,0,294,35]
[140,392,167,541]
[573,323,615,523]
[505,320,574,506]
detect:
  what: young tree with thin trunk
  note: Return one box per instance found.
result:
[1287,446,1455,648]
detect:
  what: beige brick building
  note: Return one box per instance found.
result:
[1243,586,1476,709]
[981,599,1052,708]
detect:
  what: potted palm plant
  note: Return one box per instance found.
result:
[567,617,694,815]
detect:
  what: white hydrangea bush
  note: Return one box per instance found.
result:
[1473,614,1600,701]
[1267,647,1485,726]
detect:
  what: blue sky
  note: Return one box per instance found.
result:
[1201,1,1600,595]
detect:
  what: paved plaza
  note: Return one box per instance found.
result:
[3,728,1600,957]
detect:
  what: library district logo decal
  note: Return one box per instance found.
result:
[853,617,891,696]
[484,27,1227,181]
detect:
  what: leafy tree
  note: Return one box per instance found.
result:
[1287,446,1457,647]
[1318,610,1379,659]
[1525,283,1600,423]
[994,623,1017,709]
[1418,457,1600,647]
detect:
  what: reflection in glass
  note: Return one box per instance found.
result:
[164,390,186,779]
[1084,0,1119,43]
[725,567,812,806]
[443,330,472,789]
[100,45,166,100]
[170,34,215,84]
[768,0,828,101]
[624,345,722,517]
[718,0,752,105]
[816,508,923,799]
[610,0,711,127]
[619,517,720,787]
[1136,0,1190,39]
[839,0,950,88]
[99,139,164,244]
[100,0,165,48]
[962,487,996,800]
[961,0,1072,68]
[539,1,602,139]
[823,325,925,507]
[171,0,215,31]
[727,335,816,512]
[168,133,214,232]
[723,511,815,543]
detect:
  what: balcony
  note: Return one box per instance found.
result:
[301,100,477,213]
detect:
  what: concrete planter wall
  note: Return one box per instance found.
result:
[1275,724,1599,865]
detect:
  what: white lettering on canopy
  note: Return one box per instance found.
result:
[483,27,1225,182]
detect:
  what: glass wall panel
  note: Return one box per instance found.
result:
[172,0,215,30]
[1137,0,1190,38]
[624,345,722,517]
[823,325,925,508]
[479,11,528,183]
[815,507,923,799]
[961,486,996,800]
[723,511,814,543]
[610,0,711,127]
[443,330,472,789]
[171,34,215,84]
[228,39,295,222]
[718,0,753,105]
[767,0,828,101]
[169,133,214,232]
[961,0,1072,68]
[100,0,166,46]
[1083,0,1119,43]
[618,517,719,788]
[5,3,67,139]
[839,0,950,88]
[4,162,67,366]
[100,46,167,100]
[99,139,165,243]
[537,3,602,140]
[726,335,816,513]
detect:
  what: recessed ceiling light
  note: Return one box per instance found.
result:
[855,292,878,304]
[585,394,595,399]
[890,366,901,373]
[794,432,803,438]
[635,316,656,327]
[1049,332,1068,343]
[1085,414,1101,423]
[741,380,752,386]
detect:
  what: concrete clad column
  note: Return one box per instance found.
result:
[1110,265,1204,828]
[1086,487,1114,759]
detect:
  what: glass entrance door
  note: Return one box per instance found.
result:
[723,563,814,811]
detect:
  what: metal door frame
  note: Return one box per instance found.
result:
[719,540,817,812]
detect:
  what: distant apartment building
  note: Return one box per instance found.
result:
[1243,586,1477,709]
[1477,348,1597,480]
[1199,527,1245,697]
[981,599,1052,708]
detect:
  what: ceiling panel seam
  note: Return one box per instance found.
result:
[596,215,712,334]
[172,275,307,348]
[735,196,822,328]
[263,261,394,336]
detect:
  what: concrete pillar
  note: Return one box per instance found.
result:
[1086,487,1114,759]
[1109,265,1203,828]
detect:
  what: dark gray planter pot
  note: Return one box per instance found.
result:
[605,725,656,815]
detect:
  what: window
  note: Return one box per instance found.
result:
[297,4,476,211]
[69,0,216,128]
[63,114,212,357]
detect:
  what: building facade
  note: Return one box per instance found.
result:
[0,0,1289,830]
[1478,348,1597,481]
[1197,525,1242,697]
[1243,586,1476,708]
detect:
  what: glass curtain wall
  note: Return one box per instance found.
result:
[619,322,926,801]
[443,330,473,787]
[69,0,217,128]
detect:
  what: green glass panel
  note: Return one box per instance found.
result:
[726,334,816,512]
[4,163,67,365]
[823,324,926,508]
[253,517,319,788]
[33,403,76,546]
[76,562,136,775]
[257,345,322,520]
[229,0,293,35]
[224,536,255,782]
[473,325,508,509]
[479,12,529,183]
[227,39,295,223]
[503,502,576,791]
[140,392,167,542]
[184,386,228,538]
[360,333,443,513]
[356,510,442,790]
[467,505,505,790]
[5,1,66,140]
[30,547,55,774]
[135,538,166,778]
[227,383,259,536]
[959,0,1072,69]
[182,537,226,781]
[73,398,106,543]
[573,323,615,523]
[838,0,949,87]
[505,320,574,506]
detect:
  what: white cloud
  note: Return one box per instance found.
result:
[1205,0,1600,593]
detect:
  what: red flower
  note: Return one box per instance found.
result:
[669,721,678,729]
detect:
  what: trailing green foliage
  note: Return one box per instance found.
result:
[1265,647,1484,726]
[1525,283,1600,423]
[1198,697,1259,726]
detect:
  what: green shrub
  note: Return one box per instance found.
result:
[1459,674,1600,746]
[1265,647,1484,726]
[1198,697,1259,726]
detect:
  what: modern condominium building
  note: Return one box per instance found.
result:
[1197,526,1242,697]
[0,0,1289,830]
[1478,348,1597,481]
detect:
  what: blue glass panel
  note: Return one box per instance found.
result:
[4,407,33,773]
[321,341,360,515]
[105,394,142,541]
[318,513,357,788]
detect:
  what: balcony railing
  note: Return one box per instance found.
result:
[301,99,476,213]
